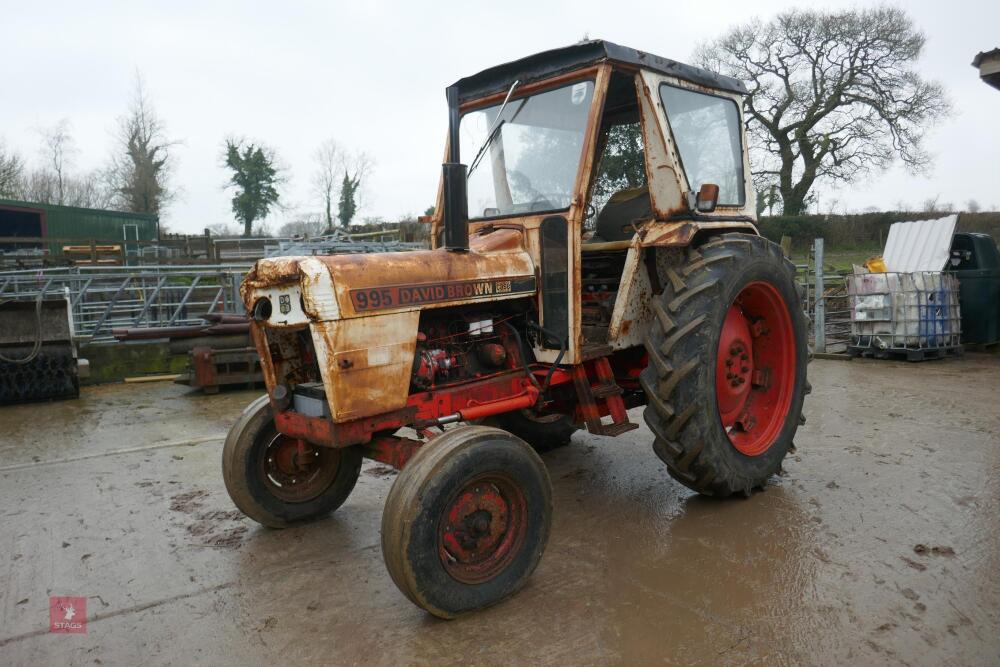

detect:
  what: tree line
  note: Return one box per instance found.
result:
[0,76,176,217]
[1,5,960,234]
[0,75,375,238]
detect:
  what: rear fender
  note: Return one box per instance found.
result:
[638,220,759,248]
[606,221,759,350]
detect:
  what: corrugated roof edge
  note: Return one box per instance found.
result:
[451,39,748,102]
[0,197,158,222]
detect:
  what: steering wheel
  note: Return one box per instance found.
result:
[528,194,560,212]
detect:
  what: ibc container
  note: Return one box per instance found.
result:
[847,271,962,360]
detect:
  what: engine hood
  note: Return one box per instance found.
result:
[241,228,536,325]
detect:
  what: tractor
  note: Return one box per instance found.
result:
[223,40,809,618]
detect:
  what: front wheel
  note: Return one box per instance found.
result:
[640,233,809,497]
[222,395,363,527]
[381,425,552,618]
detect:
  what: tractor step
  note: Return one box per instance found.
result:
[580,343,614,361]
[592,421,639,437]
[571,357,638,437]
[590,382,623,399]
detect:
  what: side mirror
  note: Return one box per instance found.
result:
[691,183,719,213]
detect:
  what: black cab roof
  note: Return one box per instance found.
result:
[451,39,748,102]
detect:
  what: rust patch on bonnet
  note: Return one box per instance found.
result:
[239,257,303,307]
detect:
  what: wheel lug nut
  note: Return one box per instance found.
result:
[725,359,733,367]
[741,354,749,361]
[729,345,739,355]
[741,366,749,373]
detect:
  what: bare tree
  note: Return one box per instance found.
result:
[0,141,24,198]
[966,199,981,213]
[278,213,326,238]
[65,170,117,209]
[921,195,944,214]
[311,140,374,232]
[107,73,177,215]
[37,119,78,204]
[697,6,951,215]
[341,150,374,226]
[312,139,343,232]
[205,222,241,237]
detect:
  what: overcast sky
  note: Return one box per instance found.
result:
[3,0,998,234]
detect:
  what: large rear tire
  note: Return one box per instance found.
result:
[222,395,363,528]
[640,233,809,497]
[381,425,552,618]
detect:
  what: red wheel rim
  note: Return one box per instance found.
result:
[715,281,796,456]
[438,474,528,584]
[259,434,340,503]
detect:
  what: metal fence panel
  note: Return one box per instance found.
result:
[0,266,248,342]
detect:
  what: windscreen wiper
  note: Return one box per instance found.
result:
[467,80,521,178]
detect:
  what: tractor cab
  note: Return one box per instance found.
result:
[432,40,757,364]
[445,41,753,234]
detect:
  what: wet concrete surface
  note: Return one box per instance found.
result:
[1,355,999,665]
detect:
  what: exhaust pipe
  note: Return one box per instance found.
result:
[442,85,469,252]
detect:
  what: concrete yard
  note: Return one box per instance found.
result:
[1,355,998,665]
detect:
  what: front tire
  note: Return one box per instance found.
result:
[222,395,363,528]
[640,233,808,497]
[381,425,552,618]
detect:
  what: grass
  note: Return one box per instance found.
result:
[789,246,882,275]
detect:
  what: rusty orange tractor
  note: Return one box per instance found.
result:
[223,40,809,618]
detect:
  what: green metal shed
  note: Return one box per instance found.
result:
[0,198,159,255]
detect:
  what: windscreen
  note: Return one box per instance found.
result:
[659,83,745,206]
[460,81,594,219]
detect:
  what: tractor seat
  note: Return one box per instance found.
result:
[590,185,653,242]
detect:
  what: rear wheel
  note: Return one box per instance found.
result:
[640,233,808,496]
[222,395,363,527]
[381,425,552,618]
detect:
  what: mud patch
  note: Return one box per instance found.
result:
[365,464,397,478]
[184,508,247,547]
[913,544,955,557]
[168,489,247,549]
[200,525,248,549]
[170,489,209,513]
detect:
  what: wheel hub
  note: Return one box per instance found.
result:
[716,306,755,421]
[715,281,796,457]
[261,435,340,503]
[439,475,527,584]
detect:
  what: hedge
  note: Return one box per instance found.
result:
[757,212,1000,251]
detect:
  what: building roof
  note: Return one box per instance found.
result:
[451,39,748,102]
[0,197,158,222]
[972,48,1000,68]
[973,48,1000,91]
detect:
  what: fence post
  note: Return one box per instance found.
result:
[814,237,826,354]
